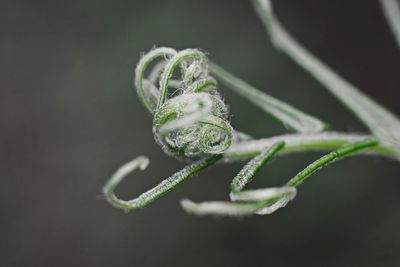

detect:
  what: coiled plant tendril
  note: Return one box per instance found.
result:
[136,48,233,160]
[102,0,400,217]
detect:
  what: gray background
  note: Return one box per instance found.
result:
[2,0,400,266]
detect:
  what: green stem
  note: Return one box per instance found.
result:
[209,62,327,133]
[231,141,285,192]
[288,139,378,187]
[224,132,399,162]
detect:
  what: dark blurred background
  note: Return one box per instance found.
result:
[2,0,400,266]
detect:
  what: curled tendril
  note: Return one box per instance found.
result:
[103,43,398,217]
[136,47,233,160]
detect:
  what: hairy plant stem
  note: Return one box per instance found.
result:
[103,155,221,211]
[224,132,399,162]
[287,139,378,187]
[182,142,296,216]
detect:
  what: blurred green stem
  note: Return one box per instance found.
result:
[209,62,327,133]
[380,0,400,49]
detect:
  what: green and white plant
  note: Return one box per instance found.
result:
[103,0,400,216]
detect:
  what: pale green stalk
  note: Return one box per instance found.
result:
[253,0,400,151]
[224,132,399,162]
[209,62,327,133]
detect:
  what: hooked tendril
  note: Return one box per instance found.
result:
[182,142,296,216]
[135,47,177,113]
[103,155,221,212]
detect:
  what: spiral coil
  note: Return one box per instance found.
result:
[135,47,233,160]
